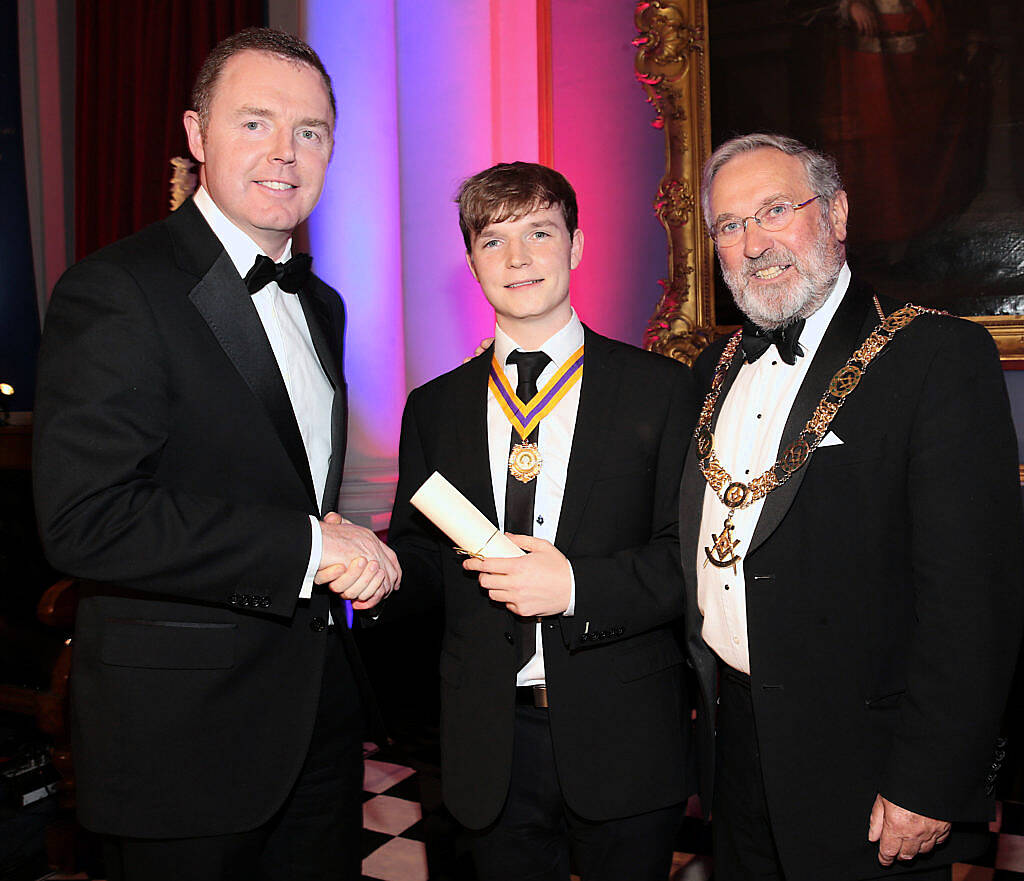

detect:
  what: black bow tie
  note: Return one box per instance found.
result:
[244,253,312,294]
[741,319,806,365]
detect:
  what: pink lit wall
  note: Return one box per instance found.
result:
[303,0,667,526]
[550,0,669,347]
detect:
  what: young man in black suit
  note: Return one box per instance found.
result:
[680,133,1024,881]
[387,162,698,881]
[33,28,397,881]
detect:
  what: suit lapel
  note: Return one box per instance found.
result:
[680,336,742,643]
[747,281,875,555]
[555,328,619,551]
[298,286,342,390]
[299,284,346,514]
[453,349,499,526]
[186,238,318,513]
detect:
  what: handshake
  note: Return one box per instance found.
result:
[315,512,401,610]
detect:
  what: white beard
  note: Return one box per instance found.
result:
[722,219,844,330]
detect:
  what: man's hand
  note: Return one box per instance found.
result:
[849,1,879,36]
[868,795,951,865]
[317,512,400,610]
[462,534,571,617]
[463,337,495,363]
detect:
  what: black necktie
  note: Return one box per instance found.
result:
[244,253,312,294]
[741,318,806,365]
[503,349,551,671]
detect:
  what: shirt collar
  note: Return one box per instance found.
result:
[192,186,292,281]
[493,309,585,374]
[793,261,851,360]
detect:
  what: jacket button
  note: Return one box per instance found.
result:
[504,631,514,644]
[309,616,326,632]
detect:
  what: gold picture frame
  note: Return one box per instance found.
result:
[634,0,1024,367]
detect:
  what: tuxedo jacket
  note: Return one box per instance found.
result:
[388,327,698,829]
[33,199,370,838]
[680,279,1024,881]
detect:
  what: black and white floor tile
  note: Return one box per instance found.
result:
[358,740,1024,881]
[24,747,1024,880]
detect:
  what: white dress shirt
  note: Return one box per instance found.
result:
[488,310,583,687]
[193,187,334,601]
[697,264,851,673]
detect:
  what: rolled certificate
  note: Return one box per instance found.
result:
[410,471,525,559]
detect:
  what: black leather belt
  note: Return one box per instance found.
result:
[516,685,549,708]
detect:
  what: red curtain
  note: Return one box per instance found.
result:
[75,0,264,259]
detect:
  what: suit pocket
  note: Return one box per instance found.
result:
[865,689,905,709]
[591,452,655,482]
[100,618,237,669]
[812,434,887,468]
[618,636,684,683]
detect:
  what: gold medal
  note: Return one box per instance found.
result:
[509,441,543,483]
[704,512,742,573]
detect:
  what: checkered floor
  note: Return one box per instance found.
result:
[359,741,1024,881]
[23,747,1024,880]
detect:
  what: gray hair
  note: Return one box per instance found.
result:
[701,133,843,234]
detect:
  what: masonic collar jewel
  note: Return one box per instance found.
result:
[704,513,742,574]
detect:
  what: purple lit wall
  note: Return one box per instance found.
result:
[303,0,667,526]
[305,3,406,528]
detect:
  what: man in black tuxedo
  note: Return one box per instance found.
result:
[680,132,1024,881]
[387,162,698,880]
[33,28,398,881]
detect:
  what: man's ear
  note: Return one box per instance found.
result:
[830,190,849,243]
[465,251,479,282]
[183,111,206,164]
[569,229,584,270]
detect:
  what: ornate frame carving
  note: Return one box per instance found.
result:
[634,0,715,366]
[635,0,1024,368]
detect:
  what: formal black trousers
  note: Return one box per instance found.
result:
[713,665,952,881]
[103,632,365,881]
[470,703,684,881]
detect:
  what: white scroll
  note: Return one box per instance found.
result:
[410,471,525,559]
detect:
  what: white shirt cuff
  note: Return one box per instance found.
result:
[563,563,576,616]
[299,516,321,599]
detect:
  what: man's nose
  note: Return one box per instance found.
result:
[507,240,530,267]
[743,219,773,258]
[270,128,296,163]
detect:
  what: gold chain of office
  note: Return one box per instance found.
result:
[697,301,938,514]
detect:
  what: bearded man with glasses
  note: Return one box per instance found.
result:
[677,132,1023,881]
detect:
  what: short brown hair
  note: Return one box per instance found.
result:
[191,27,336,134]
[456,162,579,250]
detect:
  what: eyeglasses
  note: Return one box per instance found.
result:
[711,195,821,247]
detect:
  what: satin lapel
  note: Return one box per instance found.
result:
[747,284,874,555]
[299,285,346,515]
[555,328,618,551]
[188,252,318,511]
[680,340,743,611]
[298,286,342,390]
[453,349,500,526]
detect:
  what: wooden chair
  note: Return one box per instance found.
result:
[0,577,79,872]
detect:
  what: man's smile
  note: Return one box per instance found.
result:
[752,264,791,280]
[255,180,297,191]
[505,278,544,289]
